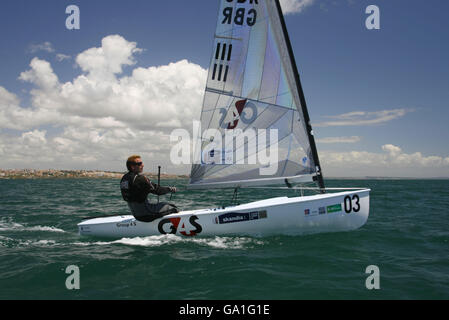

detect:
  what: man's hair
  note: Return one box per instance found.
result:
[126,155,141,171]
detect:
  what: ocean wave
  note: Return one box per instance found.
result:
[74,234,264,249]
[0,237,59,248]
[0,235,13,247]
[0,220,65,233]
[22,239,58,246]
[27,226,66,233]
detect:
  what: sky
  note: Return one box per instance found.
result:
[0,0,448,178]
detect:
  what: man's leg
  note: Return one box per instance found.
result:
[132,201,179,223]
[146,202,179,215]
[134,213,163,223]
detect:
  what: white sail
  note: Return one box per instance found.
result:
[189,0,324,190]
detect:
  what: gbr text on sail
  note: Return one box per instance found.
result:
[222,0,258,26]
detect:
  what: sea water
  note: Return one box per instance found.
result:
[0,178,448,299]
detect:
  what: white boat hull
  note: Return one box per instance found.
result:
[78,189,370,238]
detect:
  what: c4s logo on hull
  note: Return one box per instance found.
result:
[157,215,203,237]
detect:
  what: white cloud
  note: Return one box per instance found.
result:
[280,0,315,15]
[19,58,59,91]
[0,35,207,172]
[29,42,72,63]
[76,34,143,81]
[320,144,449,177]
[29,42,54,53]
[0,86,58,131]
[56,54,71,62]
[317,136,361,144]
[0,86,19,106]
[314,109,412,127]
[21,130,47,147]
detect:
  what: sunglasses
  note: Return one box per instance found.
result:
[132,162,143,166]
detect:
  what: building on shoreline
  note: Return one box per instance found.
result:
[0,169,189,180]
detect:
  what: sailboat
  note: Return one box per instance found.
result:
[78,0,370,238]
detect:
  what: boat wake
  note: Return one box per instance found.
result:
[74,234,265,249]
[0,219,65,233]
[0,217,263,250]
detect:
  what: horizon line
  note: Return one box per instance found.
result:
[1,169,448,180]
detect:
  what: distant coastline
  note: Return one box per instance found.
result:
[0,169,447,180]
[0,169,189,180]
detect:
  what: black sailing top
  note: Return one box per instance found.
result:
[120,172,172,203]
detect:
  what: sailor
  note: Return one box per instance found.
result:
[120,155,179,222]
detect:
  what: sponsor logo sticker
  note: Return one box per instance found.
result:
[326,204,342,213]
[319,207,326,215]
[158,216,202,236]
[217,210,267,224]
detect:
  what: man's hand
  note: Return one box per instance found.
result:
[169,187,177,193]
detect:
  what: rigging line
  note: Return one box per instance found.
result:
[231,187,240,205]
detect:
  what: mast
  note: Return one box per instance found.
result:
[274,0,326,193]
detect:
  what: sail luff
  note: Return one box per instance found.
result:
[273,0,325,193]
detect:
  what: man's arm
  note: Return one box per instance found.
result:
[148,180,174,196]
[136,175,175,196]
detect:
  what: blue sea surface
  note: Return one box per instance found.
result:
[0,178,448,299]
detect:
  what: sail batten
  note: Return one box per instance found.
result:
[188,0,323,190]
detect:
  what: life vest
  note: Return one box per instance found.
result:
[120,172,142,202]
